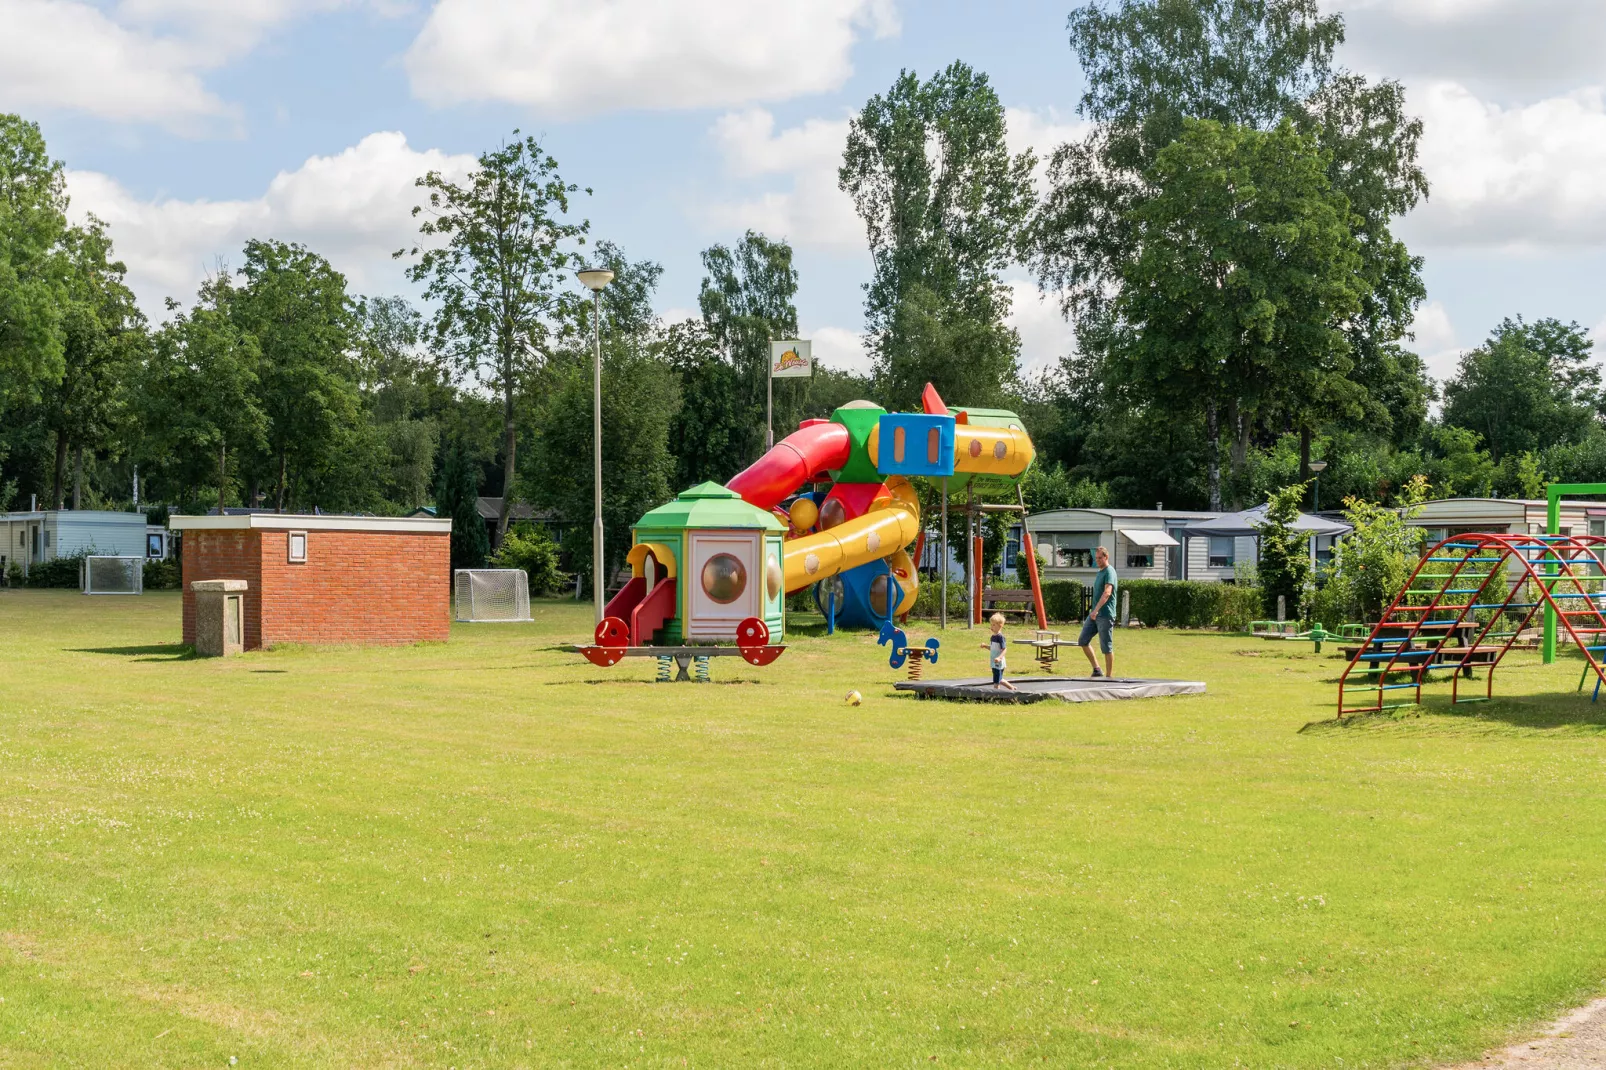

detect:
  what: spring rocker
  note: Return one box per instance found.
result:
[878,622,941,680]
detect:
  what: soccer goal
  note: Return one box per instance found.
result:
[82,555,144,595]
[454,569,532,622]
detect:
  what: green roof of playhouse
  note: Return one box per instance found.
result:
[636,482,786,532]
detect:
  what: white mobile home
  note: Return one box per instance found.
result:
[1408,498,1605,543]
[0,510,148,580]
[1025,508,1258,584]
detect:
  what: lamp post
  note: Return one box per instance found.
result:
[1309,460,1328,512]
[577,266,615,622]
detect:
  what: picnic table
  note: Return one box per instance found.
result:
[1342,620,1490,678]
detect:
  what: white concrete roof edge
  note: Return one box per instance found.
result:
[168,515,452,533]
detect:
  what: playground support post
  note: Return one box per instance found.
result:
[592,286,604,623]
[1544,482,1606,663]
[940,477,948,631]
[765,347,773,452]
[966,484,975,629]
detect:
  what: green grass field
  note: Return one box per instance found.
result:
[3,589,1606,1067]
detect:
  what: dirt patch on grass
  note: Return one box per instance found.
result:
[1444,997,1606,1068]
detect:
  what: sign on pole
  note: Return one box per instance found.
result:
[769,340,813,378]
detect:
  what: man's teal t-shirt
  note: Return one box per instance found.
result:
[1092,565,1118,620]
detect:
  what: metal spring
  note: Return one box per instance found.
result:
[694,656,711,683]
[907,657,923,681]
[656,656,672,683]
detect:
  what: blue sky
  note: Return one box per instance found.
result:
[8,0,1606,384]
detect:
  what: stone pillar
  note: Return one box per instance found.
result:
[192,579,247,657]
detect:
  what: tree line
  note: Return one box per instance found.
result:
[4,0,1602,590]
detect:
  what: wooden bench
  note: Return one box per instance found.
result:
[982,588,1037,622]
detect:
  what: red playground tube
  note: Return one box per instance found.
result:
[727,422,853,511]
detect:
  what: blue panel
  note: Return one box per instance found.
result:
[876,414,955,477]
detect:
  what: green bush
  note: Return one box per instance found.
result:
[25,551,88,589]
[909,574,968,620]
[1123,580,1261,631]
[490,525,568,596]
[1041,580,1087,622]
[143,559,181,590]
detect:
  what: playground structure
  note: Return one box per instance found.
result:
[579,383,1048,677]
[1337,531,1606,716]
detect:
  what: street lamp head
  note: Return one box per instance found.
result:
[577,267,615,292]
[1309,461,1328,474]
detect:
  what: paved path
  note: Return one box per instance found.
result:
[1444,998,1606,1068]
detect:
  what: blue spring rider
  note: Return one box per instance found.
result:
[878,623,940,680]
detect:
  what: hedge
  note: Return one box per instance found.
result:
[24,552,87,589]
[1123,579,1260,632]
[1041,580,1087,622]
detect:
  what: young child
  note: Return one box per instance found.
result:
[984,612,1020,691]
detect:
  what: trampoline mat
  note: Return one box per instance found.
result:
[893,676,1206,704]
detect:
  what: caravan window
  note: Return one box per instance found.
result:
[1209,537,1235,567]
[1039,531,1100,569]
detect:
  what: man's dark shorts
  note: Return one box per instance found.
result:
[1078,615,1113,655]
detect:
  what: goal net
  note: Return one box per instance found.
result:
[454,569,532,622]
[82,555,144,596]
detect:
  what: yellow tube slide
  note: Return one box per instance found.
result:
[952,424,1034,478]
[783,476,922,595]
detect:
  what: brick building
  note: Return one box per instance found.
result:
[169,514,453,649]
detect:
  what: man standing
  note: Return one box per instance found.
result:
[1079,545,1117,678]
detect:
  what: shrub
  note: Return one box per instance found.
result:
[1123,580,1260,631]
[490,525,568,596]
[1041,580,1087,622]
[1258,481,1311,620]
[909,574,968,620]
[25,551,89,589]
[143,559,181,590]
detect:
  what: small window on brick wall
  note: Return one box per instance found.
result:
[288,531,308,564]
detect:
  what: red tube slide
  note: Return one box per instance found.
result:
[727,422,853,511]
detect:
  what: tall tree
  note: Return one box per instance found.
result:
[1441,318,1598,465]
[400,132,590,539]
[1033,0,1429,490]
[0,114,68,408]
[840,61,1035,410]
[43,218,145,508]
[141,287,266,513]
[1108,120,1363,509]
[354,296,441,511]
[696,231,798,465]
[226,239,360,512]
[435,442,489,571]
[527,244,679,589]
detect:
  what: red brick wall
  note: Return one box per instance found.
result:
[182,528,449,648]
[182,531,264,648]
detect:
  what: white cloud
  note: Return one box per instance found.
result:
[808,325,872,376]
[405,0,899,117]
[1401,82,1606,252]
[0,0,397,128]
[1334,0,1606,103]
[706,108,862,252]
[1006,278,1076,377]
[1402,299,1464,382]
[1004,106,1092,189]
[67,132,479,313]
[0,0,229,127]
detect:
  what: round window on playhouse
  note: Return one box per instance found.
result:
[765,552,783,602]
[701,553,748,604]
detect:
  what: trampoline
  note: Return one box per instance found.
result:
[894,676,1206,704]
